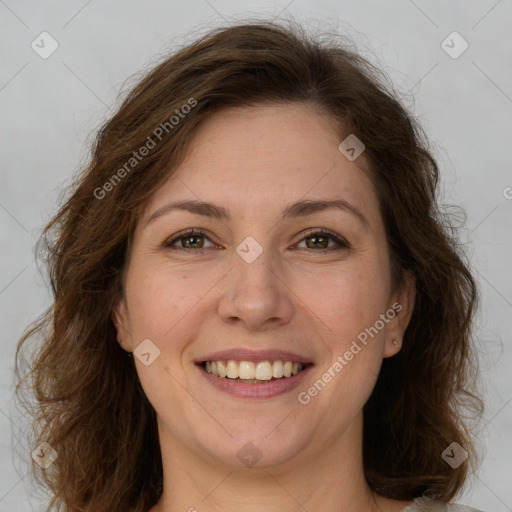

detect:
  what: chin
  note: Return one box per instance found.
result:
[194,417,310,469]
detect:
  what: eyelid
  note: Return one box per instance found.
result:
[163,228,215,249]
[164,227,349,252]
[294,228,349,251]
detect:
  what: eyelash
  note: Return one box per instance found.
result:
[163,228,350,254]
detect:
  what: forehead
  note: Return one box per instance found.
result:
[143,103,381,228]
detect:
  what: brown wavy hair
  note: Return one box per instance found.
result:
[15,19,483,511]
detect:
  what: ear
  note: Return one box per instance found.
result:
[112,296,132,354]
[383,270,416,358]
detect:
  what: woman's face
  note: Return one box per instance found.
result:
[114,103,415,470]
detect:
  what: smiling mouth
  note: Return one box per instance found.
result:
[201,360,310,383]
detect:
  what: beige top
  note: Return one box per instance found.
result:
[402,496,484,511]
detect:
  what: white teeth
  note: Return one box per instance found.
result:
[272,360,284,378]
[217,360,227,378]
[238,361,255,379]
[226,360,238,379]
[255,361,273,380]
[203,359,305,381]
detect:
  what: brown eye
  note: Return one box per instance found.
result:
[181,234,205,249]
[297,230,349,252]
[305,234,329,249]
[164,229,215,250]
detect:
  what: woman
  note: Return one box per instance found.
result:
[16,20,484,512]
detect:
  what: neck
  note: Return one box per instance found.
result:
[151,413,387,512]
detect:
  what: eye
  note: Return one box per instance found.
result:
[163,229,216,250]
[163,228,349,253]
[295,229,349,253]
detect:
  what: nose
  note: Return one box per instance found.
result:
[217,247,295,331]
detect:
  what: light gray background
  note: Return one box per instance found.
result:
[1,1,511,511]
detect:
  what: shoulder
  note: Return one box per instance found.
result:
[402,496,485,512]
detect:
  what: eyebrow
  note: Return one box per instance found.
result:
[146,198,369,229]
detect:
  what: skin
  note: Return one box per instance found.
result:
[113,103,416,512]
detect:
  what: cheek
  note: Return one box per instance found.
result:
[125,262,218,341]
[316,265,389,404]
[294,260,389,344]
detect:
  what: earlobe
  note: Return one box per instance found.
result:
[383,270,416,358]
[384,337,402,358]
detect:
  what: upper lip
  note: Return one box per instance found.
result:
[195,348,313,364]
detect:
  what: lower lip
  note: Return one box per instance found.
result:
[198,365,313,399]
